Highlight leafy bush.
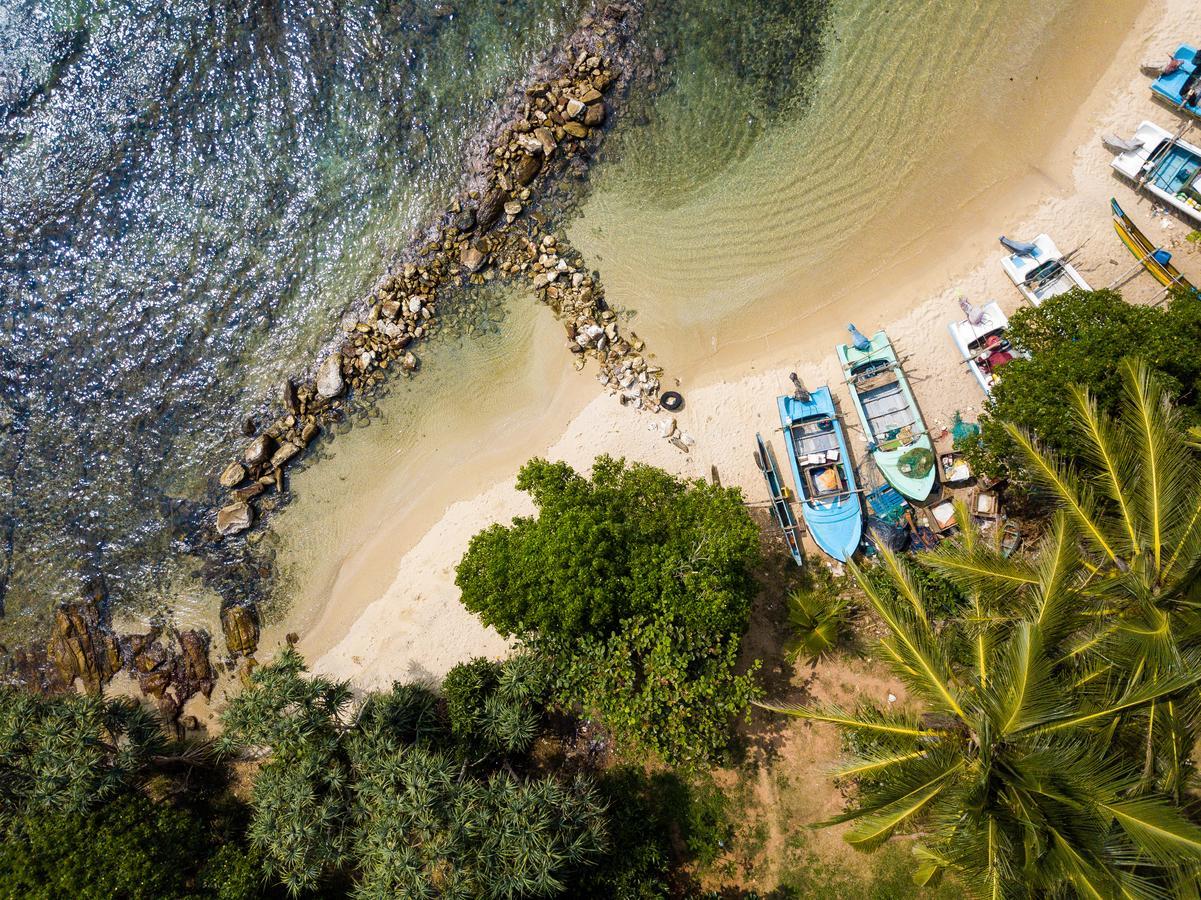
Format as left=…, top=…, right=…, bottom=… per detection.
left=443, top=653, right=548, bottom=759
left=966, top=288, right=1201, bottom=476
left=0, top=686, right=165, bottom=824
left=457, top=456, right=760, bottom=641
left=219, top=651, right=606, bottom=898
left=456, top=457, right=762, bottom=766
left=0, top=791, right=266, bottom=900
left=555, top=614, right=760, bottom=768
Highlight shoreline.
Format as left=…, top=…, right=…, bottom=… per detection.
left=271, top=0, right=1201, bottom=691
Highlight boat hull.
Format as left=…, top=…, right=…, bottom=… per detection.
left=754, top=433, right=804, bottom=567
left=998, top=233, right=1091, bottom=305
left=1111, top=197, right=1196, bottom=291
left=1151, top=45, right=1200, bottom=118
left=947, top=302, right=1022, bottom=397
left=776, top=388, right=863, bottom=562
left=838, top=331, right=936, bottom=502
left=1110, top=120, right=1201, bottom=226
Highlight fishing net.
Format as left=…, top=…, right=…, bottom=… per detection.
left=951, top=412, right=980, bottom=448
left=897, top=447, right=934, bottom=478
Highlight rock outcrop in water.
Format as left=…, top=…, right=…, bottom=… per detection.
left=206, top=1, right=660, bottom=547
left=4, top=1, right=669, bottom=706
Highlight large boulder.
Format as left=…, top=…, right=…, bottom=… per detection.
left=281, top=379, right=299, bottom=415
left=244, top=434, right=274, bottom=467
left=514, top=152, right=542, bottom=186
left=270, top=442, right=300, bottom=469
left=476, top=189, right=506, bottom=231
left=316, top=352, right=345, bottom=399
left=45, top=602, right=122, bottom=693
left=217, top=501, right=253, bottom=536
left=533, top=127, right=557, bottom=157
left=219, top=461, right=246, bottom=488
left=584, top=101, right=606, bottom=127
left=460, top=244, right=487, bottom=273
left=174, top=629, right=215, bottom=701
left=221, top=603, right=260, bottom=656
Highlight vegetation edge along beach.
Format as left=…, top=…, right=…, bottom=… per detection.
left=10, top=0, right=1201, bottom=896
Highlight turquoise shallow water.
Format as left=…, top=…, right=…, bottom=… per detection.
left=0, top=0, right=831, bottom=639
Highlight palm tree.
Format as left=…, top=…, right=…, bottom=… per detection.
left=998, top=359, right=1201, bottom=798
left=762, top=524, right=1201, bottom=897
left=761, top=360, right=1201, bottom=894
left=783, top=580, right=850, bottom=664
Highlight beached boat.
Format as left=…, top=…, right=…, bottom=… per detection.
left=1109, top=120, right=1201, bottom=225
left=1150, top=45, right=1200, bottom=118
left=947, top=302, right=1022, bottom=396
left=1111, top=197, right=1197, bottom=291
left=754, top=433, right=804, bottom=567
left=836, top=331, right=936, bottom=502
left=998, top=234, right=1091, bottom=305
left=776, top=388, right=863, bottom=562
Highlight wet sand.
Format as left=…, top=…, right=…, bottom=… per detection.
left=259, top=0, right=1200, bottom=689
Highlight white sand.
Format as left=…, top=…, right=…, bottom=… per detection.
left=305, top=0, right=1201, bottom=690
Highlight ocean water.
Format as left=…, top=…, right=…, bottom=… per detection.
left=0, top=0, right=592, bottom=639
left=259, top=0, right=1142, bottom=650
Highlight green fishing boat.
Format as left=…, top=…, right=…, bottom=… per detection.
left=837, top=329, right=936, bottom=502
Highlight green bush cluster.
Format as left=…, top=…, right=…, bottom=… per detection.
left=218, top=649, right=607, bottom=898
left=457, top=456, right=763, bottom=767
left=966, top=288, right=1201, bottom=477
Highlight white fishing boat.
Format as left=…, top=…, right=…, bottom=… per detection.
left=1108, top=120, right=1201, bottom=226
left=947, top=301, right=1022, bottom=396
left=998, top=234, right=1091, bottom=305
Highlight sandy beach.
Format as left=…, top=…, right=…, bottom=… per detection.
left=263, top=0, right=1201, bottom=692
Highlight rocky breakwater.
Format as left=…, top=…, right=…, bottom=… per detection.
left=204, top=2, right=666, bottom=666
left=2, top=579, right=216, bottom=727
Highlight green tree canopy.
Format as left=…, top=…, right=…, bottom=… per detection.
left=456, top=455, right=760, bottom=640
left=968, top=288, right=1201, bottom=475
left=455, top=456, right=763, bottom=767
left=0, top=791, right=266, bottom=900
left=218, top=650, right=607, bottom=898
left=0, top=686, right=165, bottom=825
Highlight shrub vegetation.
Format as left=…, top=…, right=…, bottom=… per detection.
left=456, top=455, right=763, bottom=767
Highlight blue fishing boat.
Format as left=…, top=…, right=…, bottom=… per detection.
left=1151, top=45, right=1200, bottom=117
left=777, top=387, right=863, bottom=562
left=754, top=434, right=804, bottom=567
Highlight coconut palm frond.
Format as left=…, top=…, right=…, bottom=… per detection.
left=1028, top=671, right=1201, bottom=735
left=850, top=558, right=966, bottom=720
left=985, top=621, right=1060, bottom=736
left=839, top=761, right=964, bottom=851
left=752, top=702, right=933, bottom=739
left=1120, top=359, right=1198, bottom=572
left=1070, top=383, right=1141, bottom=555
left=1004, top=423, right=1123, bottom=566
left=829, top=749, right=927, bottom=780
left=1101, top=797, right=1201, bottom=866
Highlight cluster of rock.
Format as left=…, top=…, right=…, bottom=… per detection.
left=1, top=580, right=220, bottom=724
left=200, top=3, right=663, bottom=654
left=4, top=3, right=670, bottom=704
